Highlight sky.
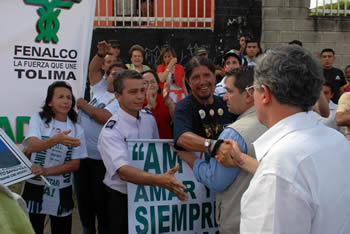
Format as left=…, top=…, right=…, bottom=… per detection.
left=310, top=0, right=339, bottom=8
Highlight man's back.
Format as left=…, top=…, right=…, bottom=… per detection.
left=241, top=112, right=350, bottom=234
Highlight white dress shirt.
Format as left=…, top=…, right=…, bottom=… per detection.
left=98, top=108, right=159, bottom=194
left=214, top=76, right=227, bottom=98
left=241, top=111, right=350, bottom=234
left=319, top=100, right=344, bottom=133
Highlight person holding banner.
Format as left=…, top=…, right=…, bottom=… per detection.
left=98, top=70, right=188, bottom=234
left=21, top=81, right=87, bottom=234
left=75, top=60, right=126, bottom=234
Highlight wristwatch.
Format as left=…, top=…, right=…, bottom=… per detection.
left=204, top=139, right=212, bottom=153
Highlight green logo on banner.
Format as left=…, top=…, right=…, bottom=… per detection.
left=24, top=0, right=82, bottom=43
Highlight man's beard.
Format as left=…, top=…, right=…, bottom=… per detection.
left=198, top=94, right=211, bottom=100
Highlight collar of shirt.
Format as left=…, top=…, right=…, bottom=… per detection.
left=253, top=111, right=319, bottom=162
left=118, top=107, right=141, bottom=126
left=237, top=106, right=255, bottom=120
left=217, top=75, right=227, bottom=87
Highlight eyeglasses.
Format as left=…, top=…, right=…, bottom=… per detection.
left=245, top=84, right=256, bottom=96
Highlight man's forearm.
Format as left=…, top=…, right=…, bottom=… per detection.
left=336, top=112, right=350, bottom=126
left=239, top=153, right=259, bottom=174
left=118, top=165, right=159, bottom=186
left=176, top=132, right=207, bottom=152
left=88, top=55, right=104, bottom=86
left=80, top=102, right=112, bottom=125
left=313, top=92, right=329, bottom=118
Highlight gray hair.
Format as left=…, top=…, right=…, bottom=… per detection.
left=254, top=45, right=324, bottom=111
left=113, top=70, right=143, bottom=94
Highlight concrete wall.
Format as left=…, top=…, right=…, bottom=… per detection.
left=262, top=0, right=350, bottom=69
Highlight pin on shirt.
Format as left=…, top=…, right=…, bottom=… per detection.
left=217, top=108, right=224, bottom=116
left=198, top=109, right=206, bottom=119
left=209, top=109, right=215, bottom=117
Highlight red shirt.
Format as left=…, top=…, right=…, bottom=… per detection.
left=144, top=93, right=172, bottom=139
left=157, top=64, right=185, bottom=90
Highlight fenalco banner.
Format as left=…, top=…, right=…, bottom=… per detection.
left=127, top=140, right=219, bottom=234
left=0, top=0, right=96, bottom=143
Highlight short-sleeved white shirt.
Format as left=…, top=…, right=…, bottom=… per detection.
left=98, top=108, right=159, bottom=194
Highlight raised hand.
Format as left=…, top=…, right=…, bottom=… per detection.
left=168, top=57, right=177, bottom=72
left=146, top=85, right=157, bottom=109
left=97, top=40, right=110, bottom=56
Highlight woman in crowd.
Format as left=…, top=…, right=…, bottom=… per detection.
left=22, top=81, right=87, bottom=234
left=126, top=44, right=150, bottom=72
left=157, top=47, right=187, bottom=103
left=142, top=70, right=175, bottom=139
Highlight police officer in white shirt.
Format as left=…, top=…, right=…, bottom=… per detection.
left=98, top=70, right=188, bottom=234
left=217, top=45, right=350, bottom=234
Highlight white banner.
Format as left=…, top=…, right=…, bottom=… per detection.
left=0, top=0, right=96, bottom=143
left=127, top=140, right=218, bottom=234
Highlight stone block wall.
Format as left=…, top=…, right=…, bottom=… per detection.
left=262, top=0, right=350, bottom=69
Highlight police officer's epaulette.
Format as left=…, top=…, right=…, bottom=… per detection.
left=141, top=109, right=154, bottom=116
left=105, top=119, right=117, bottom=129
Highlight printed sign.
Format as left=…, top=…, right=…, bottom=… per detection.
left=127, top=140, right=218, bottom=234
left=0, top=129, right=35, bottom=186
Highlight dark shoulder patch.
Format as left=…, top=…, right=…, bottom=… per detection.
left=105, top=120, right=116, bottom=129
left=141, top=109, right=154, bottom=116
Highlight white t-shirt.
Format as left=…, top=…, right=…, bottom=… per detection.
left=23, top=113, right=87, bottom=217
left=79, top=79, right=120, bottom=160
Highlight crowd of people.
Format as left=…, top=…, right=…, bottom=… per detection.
left=8, top=36, right=350, bottom=234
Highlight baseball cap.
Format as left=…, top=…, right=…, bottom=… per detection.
left=108, top=40, right=120, bottom=48
left=223, top=49, right=242, bottom=64
left=195, top=47, right=208, bottom=56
